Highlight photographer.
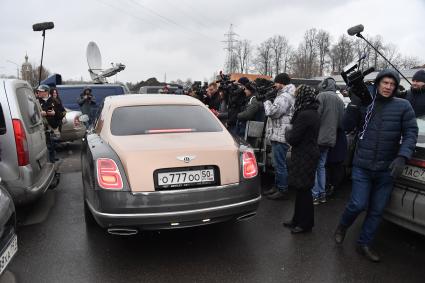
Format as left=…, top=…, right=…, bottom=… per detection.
left=78, top=87, right=96, bottom=127
left=217, top=78, right=246, bottom=135
left=37, top=84, right=63, bottom=163
left=263, top=73, right=296, bottom=200
left=235, top=81, right=260, bottom=137
left=334, top=69, right=418, bottom=262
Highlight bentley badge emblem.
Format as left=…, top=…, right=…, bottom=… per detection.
left=177, top=155, right=196, bottom=163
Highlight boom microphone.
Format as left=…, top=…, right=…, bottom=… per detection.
left=32, top=22, right=54, bottom=31
left=347, top=24, right=364, bottom=36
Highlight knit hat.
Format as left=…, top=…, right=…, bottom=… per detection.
left=274, top=73, right=291, bottom=85
left=237, top=77, right=250, bottom=86
left=412, top=70, right=425, bottom=83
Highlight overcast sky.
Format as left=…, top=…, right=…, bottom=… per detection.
left=0, top=0, right=424, bottom=83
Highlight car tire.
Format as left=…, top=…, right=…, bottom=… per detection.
left=84, top=200, right=97, bottom=228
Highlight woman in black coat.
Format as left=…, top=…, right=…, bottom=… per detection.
left=284, top=85, right=321, bottom=234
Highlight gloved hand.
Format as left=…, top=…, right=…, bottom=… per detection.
left=389, top=156, right=406, bottom=178
left=349, top=81, right=372, bottom=106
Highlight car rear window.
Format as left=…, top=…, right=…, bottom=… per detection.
left=110, top=105, right=223, bottom=135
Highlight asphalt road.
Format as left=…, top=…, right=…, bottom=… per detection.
left=4, top=142, right=425, bottom=283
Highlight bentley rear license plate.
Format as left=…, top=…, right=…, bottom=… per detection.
left=157, top=169, right=215, bottom=188
left=402, top=165, right=425, bottom=183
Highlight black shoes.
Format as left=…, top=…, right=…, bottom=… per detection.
left=334, top=224, right=347, bottom=244
left=290, top=226, right=312, bottom=234
left=267, top=190, right=289, bottom=200
left=262, top=187, right=277, bottom=196
left=356, top=245, right=380, bottom=262
left=282, top=220, right=296, bottom=229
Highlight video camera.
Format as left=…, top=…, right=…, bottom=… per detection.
left=191, top=81, right=207, bottom=100
left=341, top=55, right=376, bottom=105
left=255, top=78, right=277, bottom=102
left=216, top=72, right=245, bottom=107
left=341, top=54, right=375, bottom=87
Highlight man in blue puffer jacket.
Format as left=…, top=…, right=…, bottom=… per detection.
left=334, top=69, right=418, bottom=262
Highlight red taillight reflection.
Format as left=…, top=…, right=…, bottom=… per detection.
left=12, top=119, right=29, bottom=166
left=96, top=158, right=123, bottom=190
left=146, top=128, right=194, bottom=134
left=242, top=151, right=258, bottom=179
left=408, top=158, right=425, bottom=168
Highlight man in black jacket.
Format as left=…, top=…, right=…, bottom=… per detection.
left=37, top=84, right=63, bottom=163
left=334, top=69, right=418, bottom=262
left=236, top=81, right=260, bottom=137
left=406, top=69, right=425, bottom=117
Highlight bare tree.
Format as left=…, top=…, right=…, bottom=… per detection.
left=370, top=35, right=384, bottom=69
left=316, top=30, right=331, bottom=76
left=329, top=35, right=354, bottom=74
left=282, top=45, right=294, bottom=74
left=379, top=43, right=401, bottom=69
left=235, top=39, right=252, bottom=73
left=399, top=56, right=422, bottom=69
left=269, top=35, right=290, bottom=76
left=254, top=38, right=273, bottom=76
left=291, top=28, right=319, bottom=78
left=352, top=37, right=372, bottom=69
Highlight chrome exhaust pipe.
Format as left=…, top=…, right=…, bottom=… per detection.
left=107, top=228, right=138, bottom=236
left=236, top=212, right=257, bottom=221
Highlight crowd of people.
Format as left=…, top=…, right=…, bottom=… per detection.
left=32, top=67, right=425, bottom=263
left=185, top=69, right=425, bottom=263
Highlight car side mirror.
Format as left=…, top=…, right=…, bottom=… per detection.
left=79, top=114, right=89, bottom=123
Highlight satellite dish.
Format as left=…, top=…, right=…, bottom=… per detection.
left=86, top=41, right=125, bottom=83
left=87, top=42, right=102, bottom=73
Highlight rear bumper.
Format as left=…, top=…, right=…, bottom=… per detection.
left=7, top=162, right=56, bottom=205
left=86, top=177, right=261, bottom=229
left=383, top=182, right=425, bottom=236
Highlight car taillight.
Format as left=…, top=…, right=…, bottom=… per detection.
left=242, top=151, right=258, bottom=179
left=12, top=119, right=29, bottom=166
left=74, top=116, right=81, bottom=127
left=96, top=158, right=123, bottom=190
left=408, top=158, right=425, bottom=168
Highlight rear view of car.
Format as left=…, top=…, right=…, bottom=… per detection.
left=385, top=115, right=425, bottom=235
left=82, top=95, right=261, bottom=234
left=0, top=80, right=57, bottom=205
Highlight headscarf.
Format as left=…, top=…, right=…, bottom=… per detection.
left=292, top=84, right=319, bottom=121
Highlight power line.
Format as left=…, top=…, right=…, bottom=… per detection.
left=222, top=24, right=239, bottom=73
left=128, top=0, right=218, bottom=41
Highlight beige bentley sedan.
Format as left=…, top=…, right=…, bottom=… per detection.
left=81, top=94, right=261, bottom=235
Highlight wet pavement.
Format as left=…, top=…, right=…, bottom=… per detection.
left=4, top=142, right=425, bottom=283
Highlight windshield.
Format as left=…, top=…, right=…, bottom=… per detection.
left=110, top=105, right=223, bottom=136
